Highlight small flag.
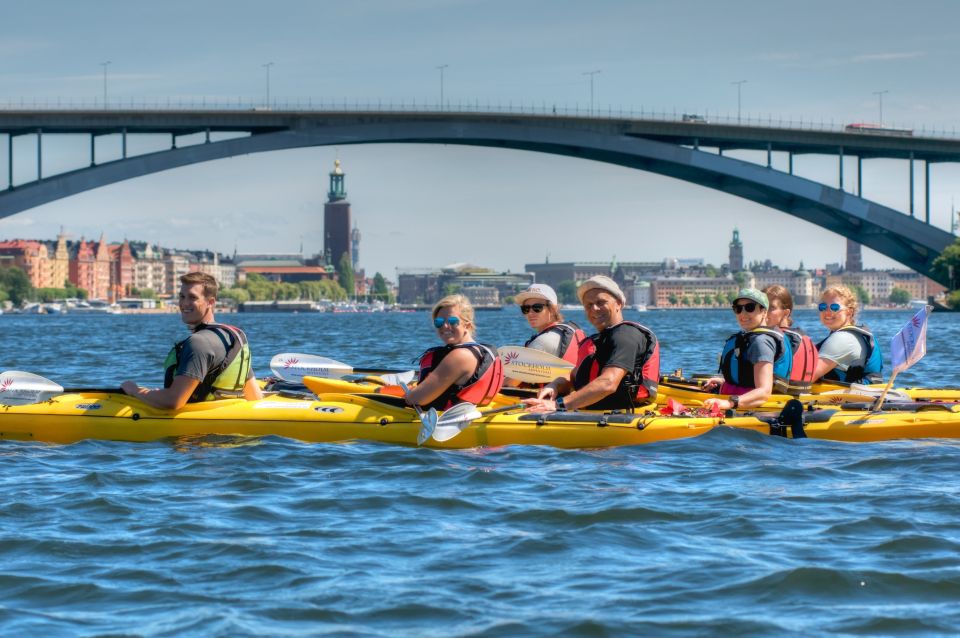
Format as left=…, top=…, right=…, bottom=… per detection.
left=890, top=305, right=932, bottom=373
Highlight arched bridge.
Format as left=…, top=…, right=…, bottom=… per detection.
left=2, top=109, right=958, bottom=283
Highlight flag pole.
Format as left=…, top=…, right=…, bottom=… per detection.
left=871, top=368, right=900, bottom=412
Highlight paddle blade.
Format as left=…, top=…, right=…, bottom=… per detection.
left=380, top=370, right=417, bottom=386
left=498, top=345, right=574, bottom=384
left=433, top=403, right=484, bottom=442
left=416, top=408, right=438, bottom=446
left=0, top=371, right=65, bottom=405
left=270, top=353, right=353, bottom=383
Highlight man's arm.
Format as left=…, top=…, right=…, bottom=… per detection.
left=243, top=375, right=264, bottom=401
left=120, top=375, right=199, bottom=410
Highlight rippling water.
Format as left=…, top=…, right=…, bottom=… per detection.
left=3, top=308, right=960, bottom=636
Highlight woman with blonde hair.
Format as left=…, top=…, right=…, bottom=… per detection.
left=813, top=285, right=882, bottom=384
left=403, top=294, right=503, bottom=410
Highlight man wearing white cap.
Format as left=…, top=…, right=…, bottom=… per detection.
left=523, top=275, right=660, bottom=412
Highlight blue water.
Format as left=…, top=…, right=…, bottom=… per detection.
left=3, top=308, right=960, bottom=636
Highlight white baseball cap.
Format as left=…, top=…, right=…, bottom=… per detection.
left=515, top=283, right=558, bottom=306
left=577, top=275, right=626, bottom=305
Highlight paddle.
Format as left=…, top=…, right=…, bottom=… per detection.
left=0, top=370, right=122, bottom=406
left=399, top=381, right=438, bottom=445
left=497, top=346, right=574, bottom=384
left=432, top=402, right=525, bottom=442
left=270, top=353, right=416, bottom=385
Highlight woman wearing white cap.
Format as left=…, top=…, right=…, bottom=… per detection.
left=523, top=275, right=660, bottom=412
left=703, top=288, right=789, bottom=411
left=513, top=283, right=585, bottom=365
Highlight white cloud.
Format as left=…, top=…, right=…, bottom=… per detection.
left=852, top=51, right=925, bottom=63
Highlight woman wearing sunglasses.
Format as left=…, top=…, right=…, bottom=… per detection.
left=813, top=285, right=883, bottom=384
left=514, top=283, right=585, bottom=365
left=703, top=288, right=790, bottom=411
left=404, top=294, right=504, bottom=411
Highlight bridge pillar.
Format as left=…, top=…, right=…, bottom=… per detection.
left=36, top=129, right=41, bottom=180
left=839, top=146, right=844, bottom=191
left=205, top=128, right=211, bottom=144
left=6, top=134, right=11, bottom=190
left=766, top=142, right=772, bottom=168
left=788, top=152, right=793, bottom=175
left=90, top=134, right=96, bottom=167
left=122, top=128, right=128, bottom=159
left=925, top=160, right=931, bottom=223
left=857, top=156, right=862, bottom=196
left=909, top=152, right=915, bottom=217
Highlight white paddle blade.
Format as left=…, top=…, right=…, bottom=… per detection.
left=270, top=353, right=353, bottom=383
left=433, top=403, right=484, bottom=442
left=498, top=345, right=574, bottom=384
left=380, top=370, right=417, bottom=386
left=416, top=408, right=438, bottom=446
left=0, top=370, right=65, bottom=405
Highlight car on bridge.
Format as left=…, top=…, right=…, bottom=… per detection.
left=682, top=113, right=708, bottom=123
left=845, top=123, right=913, bottom=136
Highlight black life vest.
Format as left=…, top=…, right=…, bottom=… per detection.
left=164, top=323, right=251, bottom=403
left=719, top=328, right=790, bottom=391
left=524, top=321, right=587, bottom=365
left=817, top=325, right=883, bottom=384
left=571, top=321, right=660, bottom=410
left=417, top=342, right=504, bottom=410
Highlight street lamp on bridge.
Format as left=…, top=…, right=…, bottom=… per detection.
left=263, top=62, right=275, bottom=108
left=873, top=89, right=889, bottom=126
left=436, top=64, right=448, bottom=109
left=583, top=69, right=601, bottom=115
left=100, top=61, right=111, bottom=109
left=732, top=79, right=747, bottom=123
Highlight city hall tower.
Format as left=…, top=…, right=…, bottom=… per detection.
left=324, top=159, right=352, bottom=269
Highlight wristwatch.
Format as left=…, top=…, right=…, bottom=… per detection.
left=556, top=396, right=566, bottom=411
left=729, top=395, right=740, bottom=409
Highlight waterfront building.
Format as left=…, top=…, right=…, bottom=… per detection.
left=842, top=270, right=892, bottom=303
left=50, top=231, right=70, bottom=288
left=109, top=240, right=135, bottom=300
left=523, top=260, right=661, bottom=292
left=131, top=243, right=168, bottom=295
left=888, top=270, right=931, bottom=301
left=753, top=264, right=816, bottom=306
left=650, top=276, right=739, bottom=307
left=398, top=264, right=532, bottom=306
left=234, top=253, right=329, bottom=284
left=324, top=159, right=352, bottom=269
left=164, top=252, right=192, bottom=296
left=0, top=240, right=51, bottom=288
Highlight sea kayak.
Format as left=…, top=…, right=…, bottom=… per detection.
left=2, top=386, right=960, bottom=447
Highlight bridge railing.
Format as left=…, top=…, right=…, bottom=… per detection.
left=0, top=97, right=956, bottom=140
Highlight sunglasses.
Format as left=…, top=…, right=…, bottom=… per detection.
left=732, top=302, right=760, bottom=314
left=520, top=303, right=547, bottom=315
left=434, top=316, right=461, bottom=329
left=818, top=302, right=843, bottom=312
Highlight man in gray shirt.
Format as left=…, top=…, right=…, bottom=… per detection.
left=121, top=272, right=263, bottom=409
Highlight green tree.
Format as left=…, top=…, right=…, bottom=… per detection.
left=668, top=293, right=678, bottom=306
left=338, top=254, right=355, bottom=298
left=947, top=290, right=960, bottom=309
left=681, top=296, right=692, bottom=306
left=705, top=264, right=718, bottom=278
left=852, top=284, right=870, bottom=306
left=889, top=288, right=911, bottom=305
left=733, top=272, right=750, bottom=286
left=220, top=287, right=251, bottom=304
left=0, top=267, right=33, bottom=305
left=372, top=272, right=393, bottom=302
left=932, top=237, right=960, bottom=289
left=556, top=280, right=578, bottom=304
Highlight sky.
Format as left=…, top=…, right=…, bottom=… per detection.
left=1, top=0, right=960, bottom=281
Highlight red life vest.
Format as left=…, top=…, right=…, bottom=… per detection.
left=524, top=321, right=587, bottom=365
left=417, top=342, right=504, bottom=410
left=779, top=327, right=818, bottom=395
left=572, top=321, right=660, bottom=408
